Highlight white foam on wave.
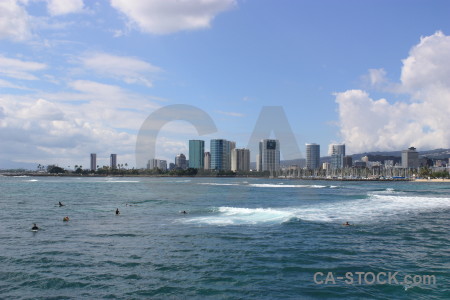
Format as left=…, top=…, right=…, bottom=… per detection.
left=248, top=183, right=327, bottom=188
left=28, top=179, right=39, bottom=182
left=14, top=175, right=30, bottom=178
left=182, top=194, right=450, bottom=226
left=103, top=180, right=140, bottom=183
left=198, top=183, right=240, bottom=186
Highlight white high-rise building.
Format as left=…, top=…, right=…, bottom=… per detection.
left=306, top=143, right=320, bottom=170
left=231, top=148, right=250, bottom=172
left=175, top=154, right=187, bottom=169
left=258, top=139, right=280, bottom=172
left=204, top=152, right=211, bottom=170
left=329, top=144, right=345, bottom=169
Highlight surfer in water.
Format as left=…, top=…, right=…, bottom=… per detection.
left=181, top=210, right=187, bottom=214
left=63, top=216, right=70, bottom=222
left=116, top=208, right=120, bottom=215
left=343, top=221, right=351, bottom=226
left=58, top=201, right=64, bottom=207
left=32, top=223, right=39, bottom=230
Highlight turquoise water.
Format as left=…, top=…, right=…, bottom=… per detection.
left=0, top=176, right=449, bottom=299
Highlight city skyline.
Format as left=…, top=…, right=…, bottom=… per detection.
left=2, top=1, right=450, bottom=169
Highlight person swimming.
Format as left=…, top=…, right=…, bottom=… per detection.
left=181, top=210, right=187, bottom=214
left=58, top=201, right=64, bottom=207
left=32, top=223, right=39, bottom=230
left=116, top=208, right=120, bottom=215
left=63, top=216, right=70, bottom=222
left=343, top=221, right=351, bottom=226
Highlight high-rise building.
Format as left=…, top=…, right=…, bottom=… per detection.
left=147, top=159, right=158, bottom=169
left=158, top=160, right=167, bottom=171
left=402, top=147, right=419, bottom=168
left=258, top=139, right=280, bottom=172
left=204, top=152, right=211, bottom=170
left=110, top=154, right=117, bottom=169
left=210, top=139, right=231, bottom=171
left=343, top=155, right=353, bottom=168
left=189, top=140, right=205, bottom=169
left=175, top=153, right=187, bottom=169
left=90, top=153, right=97, bottom=171
left=306, top=143, right=320, bottom=170
left=330, top=144, right=345, bottom=169
left=231, top=148, right=250, bottom=172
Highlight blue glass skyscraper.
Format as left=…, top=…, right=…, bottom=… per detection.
left=210, top=139, right=231, bottom=171
left=189, top=140, right=205, bottom=169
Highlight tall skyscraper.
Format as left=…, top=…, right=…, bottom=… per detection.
left=110, top=154, right=117, bottom=169
left=189, top=140, right=205, bottom=169
left=204, top=152, right=211, bottom=170
left=329, top=144, right=345, bottom=169
left=402, top=147, right=419, bottom=168
left=231, top=148, right=250, bottom=172
left=147, top=158, right=158, bottom=169
left=90, top=153, right=96, bottom=171
left=158, top=160, right=167, bottom=171
left=210, top=139, right=231, bottom=171
left=258, top=139, right=280, bottom=172
left=175, top=153, right=187, bottom=169
left=306, top=143, right=320, bottom=170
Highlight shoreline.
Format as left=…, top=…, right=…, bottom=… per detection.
left=412, top=178, right=450, bottom=182
left=2, top=173, right=449, bottom=182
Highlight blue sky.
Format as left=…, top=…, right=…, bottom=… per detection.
left=1, top=0, right=450, bottom=169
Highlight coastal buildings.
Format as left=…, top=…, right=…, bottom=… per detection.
left=258, top=139, right=280, bottom=172
left=329, top=144, right=345, bottom=169
left=210, top=139, right=231, bottom=171
left=175, top=153, right=187, bottom=169
left=148, top=159, right=167, bottom=170
left=90, top=153, right=96, bottom=171
left=343, top=155, right=353, bottom=168
left=402, top=147, right=419, bottom=168
left=231, top=148, right=250, bottom=172
left=189, top=140, right=205, bottom=169
left=306, top=143, right=320, bottom=170
left=110, top=154, right=117, bottom=169
left=204, top=152, right=211, bottom=170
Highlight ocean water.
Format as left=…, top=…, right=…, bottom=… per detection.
left=0, top=176, right=449, bottom=299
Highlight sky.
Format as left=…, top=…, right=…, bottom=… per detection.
left=1, top=0, right=450, bottom=169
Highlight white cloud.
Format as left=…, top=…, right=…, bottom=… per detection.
left=46, top=0, right=84, bottom=16
left=335, top=31, right=450, bottom=153
left=0, top=0, right=31, bottom=41
left=0, top=55, right=47, bottom=80
left=79, top=52, right=161, bottom=87
left=365, top=68, right=387, bottom=87
left=110, top=0, right=236, bottom=35
left=0, top=78, right=30, bottom=90
left=0, top=94, right=137, bottom=167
